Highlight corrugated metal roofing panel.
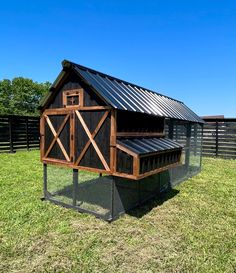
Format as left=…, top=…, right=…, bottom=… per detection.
left=40, top=60, right=203, bottom=123
left=117, top=138, right=183, bottom=156
left=72, top=63, right=203, bottom=123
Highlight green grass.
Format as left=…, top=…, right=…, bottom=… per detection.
left=0, top=151, right=235, bottom=273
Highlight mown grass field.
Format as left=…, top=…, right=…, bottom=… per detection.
left=0, top=151, right=235, bottom=273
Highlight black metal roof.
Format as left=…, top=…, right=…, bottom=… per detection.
left=41, top=60, right=204, bottom=123
left=117, top=138, right=183, bottom=156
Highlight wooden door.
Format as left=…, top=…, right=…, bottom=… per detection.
left=41, top=110, right=74, bottom=164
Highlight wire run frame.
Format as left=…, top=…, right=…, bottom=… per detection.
left=41, top=163, right=169, bottom=222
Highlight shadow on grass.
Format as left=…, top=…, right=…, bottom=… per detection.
left=46, top=173, right=180, bottom=220
left=127, top=188, right=180, bottom=219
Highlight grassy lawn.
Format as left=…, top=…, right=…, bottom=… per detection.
left=0, top=151, right=235, bottom=273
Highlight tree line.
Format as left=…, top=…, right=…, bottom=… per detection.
left=0, top=77, right=51, bottom=116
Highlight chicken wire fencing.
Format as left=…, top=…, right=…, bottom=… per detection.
left=166, top=120, right=203, bottom=186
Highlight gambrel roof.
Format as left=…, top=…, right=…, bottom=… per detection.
left=40, top=60, right=203, bottom=123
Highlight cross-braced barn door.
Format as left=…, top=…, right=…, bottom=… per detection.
left=42, top=112, right=73, bottom=163
left=41, top=109, right=111, bottom=171
left=74, top=110, right=111, bottom=172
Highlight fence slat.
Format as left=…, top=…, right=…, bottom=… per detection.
left=0, top=115, right=40, bottom=153
left=203, top=118, right=236, bottom=159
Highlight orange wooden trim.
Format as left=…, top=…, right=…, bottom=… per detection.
left=110, top=147, right=116, bottom=173
left=116, top=143, right=138, bottom=158
left=80, top=89, right=84, bottom=107
left=42, top=157, right=72, bottom=166
left=113, top=161, right=181, bottom=180
left=75, top=110, right=110, bottom=171
left=112, top=172, right=137, bottom=180
left=73, top=165, right=111, bottom=174
left=116, top=132, right=165, bottom=137
left=44, top=108, right=73, bottom=115
left=42, top=158, right=111, bottom=174
left=110, top=110, right=117, bottom=172
left=133, top=156, right=140, bottom=177
left=70, top=111, right=75, bottom=163
left=45, top=115, right=70, bottom=162
left=43, top=106, right=112, bottom=115
left=75, top=110, right=110, bottom=165
left=40, top=116, right=45, bottom=161
left=137, top=161, right=181, bottom=180
left=110, top=110, right=117, bottom=146
left=44, top=114, right=70, bottom=159
left=79, top=106, right=111, bottom=110
left=63, top=88, right=84, bottom=108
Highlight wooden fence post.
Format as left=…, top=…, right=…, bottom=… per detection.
left=9, top=116, right=14, bottom=153
left=26, top=116, right=29, bottom=151
left=216, top=121, right=218, bottom=157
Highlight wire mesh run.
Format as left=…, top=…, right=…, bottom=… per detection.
left=43, top=165, right=172, bottom=221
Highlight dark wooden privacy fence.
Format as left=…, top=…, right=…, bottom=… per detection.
left=1, top=115, right=236, bottom=159
left=0, top=115, right=40, bottom=153
left=202, top=118, right=236, bottom=159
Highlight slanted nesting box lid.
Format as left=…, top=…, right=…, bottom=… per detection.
left=117, top=138, right=183, bottom=156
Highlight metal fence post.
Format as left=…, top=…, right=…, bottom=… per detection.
left=73, top=169, right=78, bottom=207
left=110, top=177, right=115, bottom=222
left=43, top=163, right=47, bottom=198
left=194, top=123, right=197, bottom=156
left=185, top=122, right=191, bottom=168
left=200, top=124, right=203, bottom=169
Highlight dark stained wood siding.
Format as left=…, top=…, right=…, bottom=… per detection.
left=116, top=150, right=133, bottom=174
left=49, top=71, right=106, bottom=109
left=74, top=110, right=110, bottom=170
left=139, top=150, right=181, bottom=174
left=117, top=110, right=164, bottom=133
left=45, top=115, right=70, bottom=161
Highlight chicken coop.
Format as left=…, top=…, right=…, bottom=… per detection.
left=39, top=60, right=204, bottom=221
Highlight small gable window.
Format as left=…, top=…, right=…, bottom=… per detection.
left=63, top=89, right=84, bottom=108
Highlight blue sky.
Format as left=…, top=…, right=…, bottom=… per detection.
left=0, top=0, right=235, bottom=117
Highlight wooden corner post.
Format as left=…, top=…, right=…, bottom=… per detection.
left=110, top=110, right=117, bottom=173
left=40, top=115, right=45, bottom=161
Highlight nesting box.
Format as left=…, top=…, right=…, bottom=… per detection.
left=39, top=60, right=204, bottom=220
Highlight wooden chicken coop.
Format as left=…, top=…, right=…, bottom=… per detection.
left=39, top=60, right=204, bottom=221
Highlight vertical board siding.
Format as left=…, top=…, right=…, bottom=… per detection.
left=0, top=115, right=40, bottom=152
left=49, top=71, right=106, bottom=109
left=75, top=110, right=110, bottom=170
left=202, top=118, right=236, bottom=159
left=116, top=149, right=133, bottom=174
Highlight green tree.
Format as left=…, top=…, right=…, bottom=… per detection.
left=0, top=79, right=12, bottom=114
left=0, top=77, right=51, bottom=116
